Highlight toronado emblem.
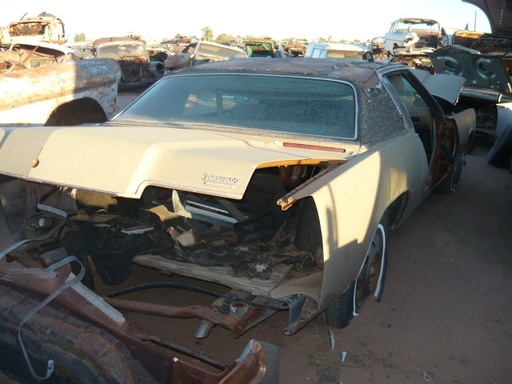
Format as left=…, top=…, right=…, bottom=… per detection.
left=202, top=173, right=240, bottom=188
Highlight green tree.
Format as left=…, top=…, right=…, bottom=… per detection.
left=201, top=26, right=214, bottom=42
left=74, top=33, right=87, bottom=42
left=215, top=33, right=236, bottom=45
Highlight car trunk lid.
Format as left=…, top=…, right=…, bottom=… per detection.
left=0, top=125, right=355, bottom=199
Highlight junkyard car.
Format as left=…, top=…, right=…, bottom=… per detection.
left=0, top=58, right=474, bottom=382
left=0, top=41, right=75, bottom=72
left=165, top=41, right=247, bottom=71
left=305, top=42, right=372, bottom=60
left=0, top=58, right=121, bottom=125
left=429, top=45, right=512, bottom=164
left=0, top=12, right=121, bottom=127
left=92, top=36, right=165, bottom=89
left=280, top=42, right=307, bottom=57
left=461, top=0, right=512, bottom=166
left=243, top=39, right=276, bottom=57
left=384, top=18, right=443, bottom=56
left=0, top=11, right=66, bottom=45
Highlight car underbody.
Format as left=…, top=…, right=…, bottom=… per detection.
left=0, top=167, right=293, bottom=382
left=0, top=161, right=327, bottom=382
left=0, top=158, right=332, bottom=335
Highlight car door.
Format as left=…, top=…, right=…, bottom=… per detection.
left=384, top=20, right=401, bottom=52
left=382, top=69, right=474, bottom=192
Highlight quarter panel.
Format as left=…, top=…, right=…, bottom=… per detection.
left=276, top=133, right=429, bottom=308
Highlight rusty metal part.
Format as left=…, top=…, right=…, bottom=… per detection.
left=141, top=335, right=227, bottom=370
left=0, top=58, right=120, bottom=124
left=105, top=296, right=266, bottom=338
left=0, top=265, right=279, bottom=383
left=0, top=58, right=120, bottom=110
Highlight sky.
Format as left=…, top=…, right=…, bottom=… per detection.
left=0, top=0, right=492, bottom=43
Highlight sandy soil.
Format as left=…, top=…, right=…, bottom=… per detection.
left=1, top=140, right=511, bottom=384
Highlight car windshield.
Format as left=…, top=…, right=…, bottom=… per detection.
left=394, top=20, right=439, bottom=32
left=325, top=50, right=364, bottom=59
left=245, top=42, right=275, bottom=57
left=196, top=43, right=247, bottom=59
left=97, top=43, right=147, bottom=59
left=117, top=74, right=356, bottom=139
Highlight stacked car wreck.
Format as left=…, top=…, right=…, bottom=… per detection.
left=0, top=12, right=121, bottom=126
left=376, top=1, right=512, bottom=167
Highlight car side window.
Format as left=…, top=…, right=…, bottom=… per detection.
left=385, top=73, right=434, bottom=160
left=311, top=48, right=324, bottom=58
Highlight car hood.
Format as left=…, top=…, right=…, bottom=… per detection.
left=0, top=124, right=355, bottom=199
left=463, top=0, right=512, bottom=37
left=429, top=45, right=512, bottom=95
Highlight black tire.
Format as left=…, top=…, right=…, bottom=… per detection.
left=321, top=282, right=356, bottom=328
left=487, top=124, right=512, bottom=167
left=321, top=223, right=388, bottom=328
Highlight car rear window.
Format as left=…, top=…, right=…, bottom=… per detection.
left=118, top=74, right=356, bottom=139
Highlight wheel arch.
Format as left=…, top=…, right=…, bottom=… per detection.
left=45, top=98, right=108, bottom=126
left=381, top=191, right=410, bottom=234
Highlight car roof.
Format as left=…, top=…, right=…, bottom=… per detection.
left=196, top=41, right=247, bottom=54
left=243, top=39, right=275, bottom=44
left=93, top=37, right=144, bottom=49
left=392, top=18, right=439, bottom=25
left=176, top=57, right=394, bottom=89
left=307, top=42, right=366, bottom=51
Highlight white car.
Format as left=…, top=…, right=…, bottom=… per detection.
left=305, top=42, right=371, bottom=60
left=384, top=18, right=443, bottom=56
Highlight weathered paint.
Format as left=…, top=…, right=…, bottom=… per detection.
left=0, top=126, right=350, bottom=199
left=0, top=58, right=121, bottom=124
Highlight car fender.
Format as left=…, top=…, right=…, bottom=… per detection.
left=0, top=58, right=121, bottom=124
left=450, top=108, right=476, bottom=155
left=495, top=102, right=512, bottom=140
left=275, top=133, right=428, bottom=308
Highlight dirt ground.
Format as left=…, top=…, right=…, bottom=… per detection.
left=0, top=113, right=511, bottom=384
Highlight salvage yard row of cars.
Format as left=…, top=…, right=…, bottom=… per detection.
left=0, top=0, right=511, bottom=383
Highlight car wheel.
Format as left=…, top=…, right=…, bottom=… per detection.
left=487, top=123, right=512, bottom=167
left=321, top=223, right=388, bottom=328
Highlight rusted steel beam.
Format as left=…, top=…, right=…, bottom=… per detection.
left=105, top=297, right=266, bottom=338
left=0, top=266, right=279, bottom=383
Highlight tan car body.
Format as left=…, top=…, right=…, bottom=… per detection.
left=0, top=59, right=474, bottom=345
left=0, top=93, right=471, bottom=312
